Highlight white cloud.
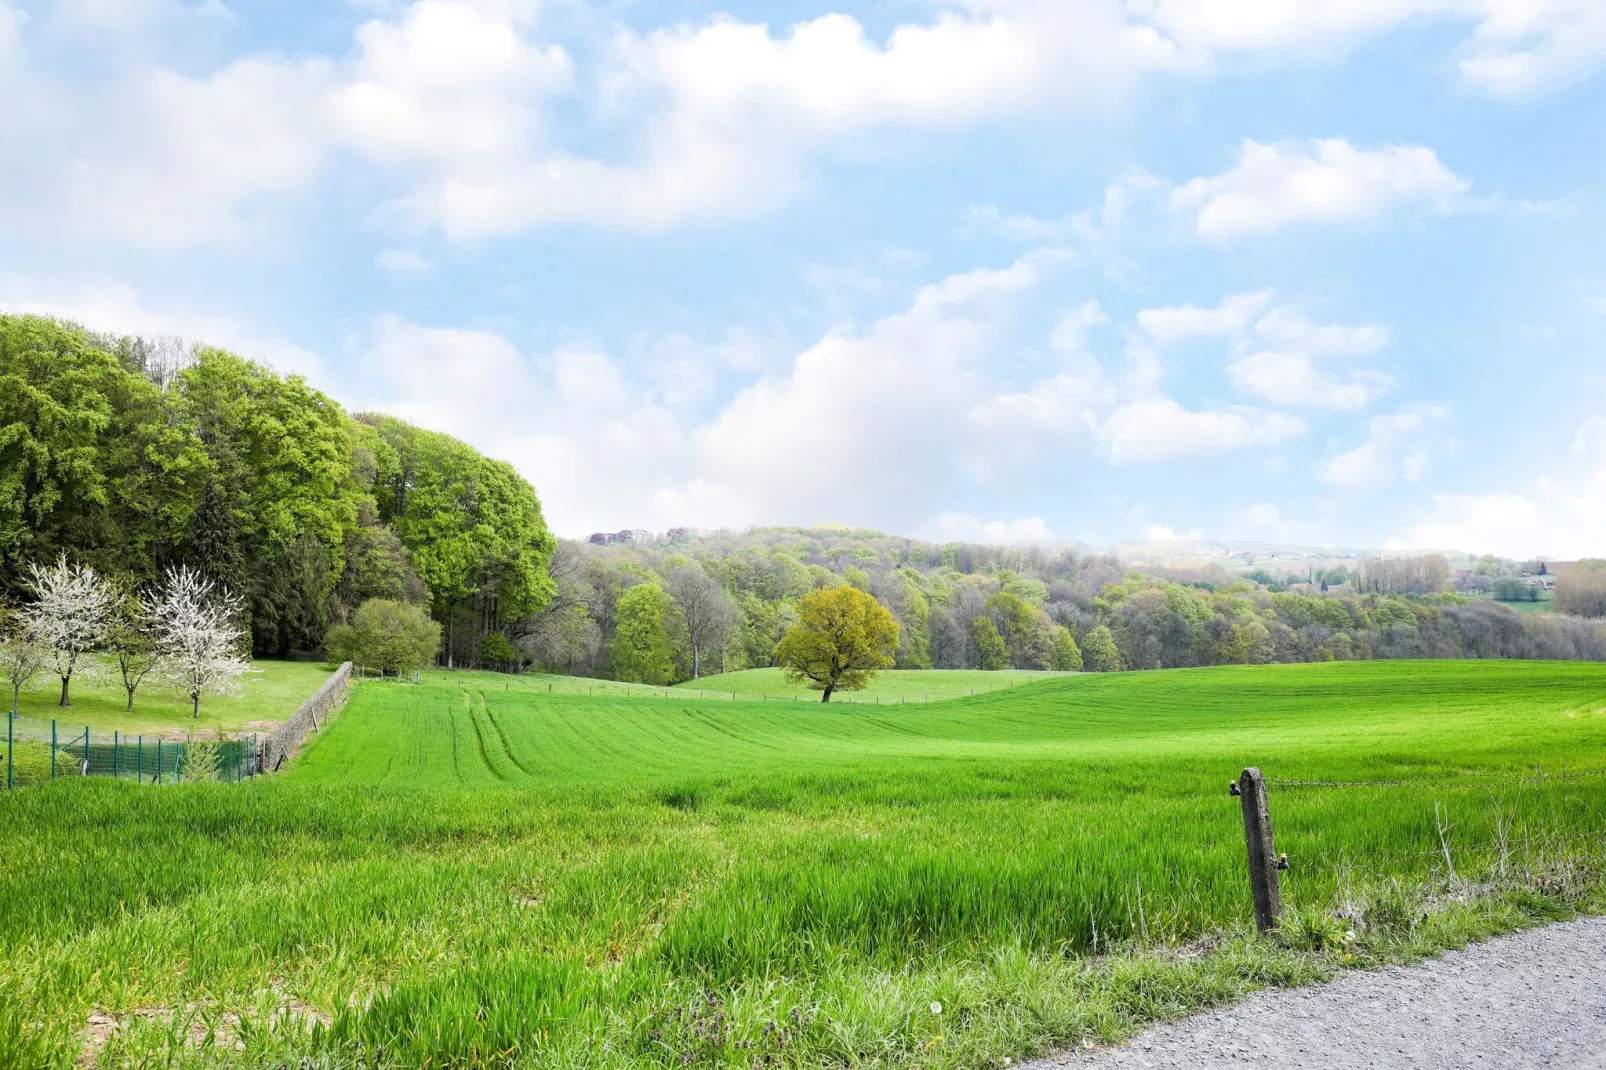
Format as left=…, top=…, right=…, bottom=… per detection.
left=377, top=248, right=432, bottom=273
left=1100, top=398, right=1304, bottom=464
left=1138, top=291, right=1272, bottom=345
left=62, top=57, right=333, bottom=247
left=0, top=281, right=326, bottom=382
left=928, top=514, right=1056, bottom=544
left=1459, top=0, right=1606, bottom=97
left=1228, top=352, right=1393, bottom=410
left=1395, top=413, right=1606, bottom=555
left=1173, top=139, right=1470, bottom=241
left=1322, top=404, right=1448, bottom=488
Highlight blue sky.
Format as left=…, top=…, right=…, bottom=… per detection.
left=2, top=0, right=1604, bottom=556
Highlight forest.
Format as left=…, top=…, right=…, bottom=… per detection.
left=5, top=312, right=1606, bottom=686
left=0, top=315, right=553, bottom=665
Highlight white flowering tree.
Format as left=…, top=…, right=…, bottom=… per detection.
left=150, top=566, right=250, bottom=718
left=21, top=556, right=115, bottom=707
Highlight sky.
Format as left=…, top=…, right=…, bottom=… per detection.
left=2, top=0, right=1604, bottom=557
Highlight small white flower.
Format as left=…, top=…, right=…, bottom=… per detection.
left=930, top=1001, right=943, bottom=1015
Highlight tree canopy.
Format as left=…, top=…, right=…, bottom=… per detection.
left=0, top=315, right=556, bottom=663
left=774, top=585, right=900, bottom=702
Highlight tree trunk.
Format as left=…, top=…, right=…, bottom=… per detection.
left=59, top=676, right=70, bottom=707
left=447, top=612, right=455, bottom=669
left=692, top=643, right=700, bottom=680
left=126, top=688, right=135, bottom=713
left=821, top=685, right=833, bottom=703
left=192, top=692, right=200, bottom=718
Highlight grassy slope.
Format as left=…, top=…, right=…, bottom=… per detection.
left=673, top=666, right=1071, bottom=702
left=4, top=660, right=1606, bottom=1069
left=5, top=658, right=338, bottom=740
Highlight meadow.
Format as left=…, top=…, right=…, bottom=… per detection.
left=4, top=657, right=337, bottom=740
left=673, top=667, right=1070, bottom=702
left=3, top=661, right=1606, bottom=1069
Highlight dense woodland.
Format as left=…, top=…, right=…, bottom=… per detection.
left=0, top=315, right=553, bottom=665
left=5, top=313, right=1606, bottom=686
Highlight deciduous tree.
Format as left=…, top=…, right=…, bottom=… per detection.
left=21, top=556, right=115, bottom=706
left=0, top=614, right=48, bottom=715
left=151, top=566, right=250, bottom=717
left=613, top=583, right=676, bottom=685
left=1082, top=625, right=1121, bottom=672
left=107, top=588, right=160, bottom=713
left=774, top=585, right=899, bottom=702
left=970, top=616, right=1010, bottom=670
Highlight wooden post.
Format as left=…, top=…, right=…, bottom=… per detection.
left=1238, top=767, right=1283, bottom=932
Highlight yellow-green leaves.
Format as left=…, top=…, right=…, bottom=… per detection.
left=774, top=585, right=899, bottom=701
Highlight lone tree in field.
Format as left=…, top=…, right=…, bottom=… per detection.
left=774, top=585, right=899, bottom=703
left=151, top=566, right=250, bottom=717
left=0, top=613, right=49, bottom=715
left=21, top=556, right=115, bottom=707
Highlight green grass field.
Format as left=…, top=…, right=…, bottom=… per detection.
left=674, top=666, right=1071, bottom=702
left=4, top=657, right=337, bottom=741
left=3, top=661, right=1606, bottom=1069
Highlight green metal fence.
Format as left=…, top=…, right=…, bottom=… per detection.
left=4, top=711, right=259, bottom=789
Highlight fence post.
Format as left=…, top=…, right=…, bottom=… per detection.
left=1237, top=767, right=1284, bottom=933
left=114, top=730, right=119, bottom=779
left=137, top=737, right=143, bottom=783
left=156, top=739, right=162, bottom=785
left=7, top=710, right=12, bottom=790
left=51, top=720, right=56, bottom=782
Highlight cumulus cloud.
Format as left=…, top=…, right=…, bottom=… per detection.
left=1173, top=139, right=1470, bottom=241
left=928, top=514, right=1056, bottom=544
left=1100, top=398, right=1304, bottom=464
left=1135, top=291, right=1396, bottom=411
left=1322, top=404, right=1448, bottom=488
left=1393, top=413, right=1606, bottom=556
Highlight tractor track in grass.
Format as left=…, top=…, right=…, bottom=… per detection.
left=1034, top=916, right=1606, bottom=1069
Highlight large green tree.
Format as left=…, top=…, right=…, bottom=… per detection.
left=774, top=585, right=899, bottom=702
left=362, top=415, right=555, bottom=666
left=613, top=583, right=676, bottom=685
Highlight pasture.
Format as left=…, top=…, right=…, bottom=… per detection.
left=673, top=666, right=1069, bottom=702
left=3, top=661, right=1606, bottom=1069
left=3, top=657, right=336, bottom=740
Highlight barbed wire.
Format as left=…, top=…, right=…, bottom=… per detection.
left=1268, top=768, right=1606, bottom=789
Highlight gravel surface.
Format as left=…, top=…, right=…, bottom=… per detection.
left=1030, top=917, right=1606, bottom=1069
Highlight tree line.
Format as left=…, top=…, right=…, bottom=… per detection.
left=503, top=530, right=1606, bottom=683
left=0, top=315, right=555, bottom=666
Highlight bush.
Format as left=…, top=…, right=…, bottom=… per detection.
left=328, top=600, right=442, bottom=678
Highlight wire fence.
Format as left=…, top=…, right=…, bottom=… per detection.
left=4, top=711, right=259, bottom=789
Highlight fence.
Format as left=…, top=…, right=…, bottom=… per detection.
left=4, top=711, right=259, bottom=789
left=1230, top=763, right=1606, bottom=932
left=259, top=661, right=353, bottom=773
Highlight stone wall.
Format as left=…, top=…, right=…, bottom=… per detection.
left=259, top=662, right=352, bottom=773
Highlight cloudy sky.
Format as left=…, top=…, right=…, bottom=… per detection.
left=2, top=0, right=1604, bottom=556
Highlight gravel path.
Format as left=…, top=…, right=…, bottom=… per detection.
left=1030, top=917, right=1606, bottom=1069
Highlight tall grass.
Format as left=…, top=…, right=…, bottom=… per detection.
left=3, top=660, right=1605, bottom=1068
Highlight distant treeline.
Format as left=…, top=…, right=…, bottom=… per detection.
left=0, top=315, right=554, bottom=661
left=514, top=529, right=1606, bottom=683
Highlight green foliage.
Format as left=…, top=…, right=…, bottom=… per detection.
left=363, top=415, right=556, bottom=630
left=970, top=617, right=1009, bottom=670
left=774, top=585, right=899, bottom=700
left=1051, top=626, right=1083, bottom=671
left=178, top=731, right=221, bottom=783
left=1082, top=625, right=1121, bottom=672
left=614, top=584, right=676, bottom=685
left=1492, top=578, right=1538, bottom=602
left=0, top=315, right=557, bottom=664
left=479, top=632, right=519, bottom=672
left=329, top=599, right=441, bottom=678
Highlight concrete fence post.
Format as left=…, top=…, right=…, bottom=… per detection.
left=1237, top=767, right=1284, bottom=932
